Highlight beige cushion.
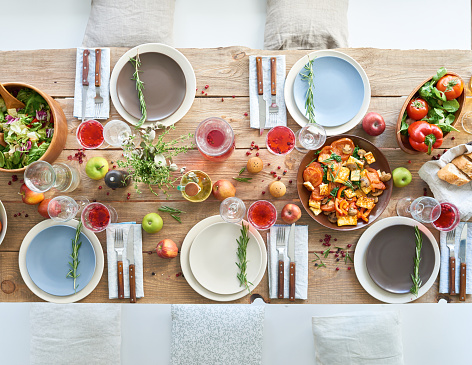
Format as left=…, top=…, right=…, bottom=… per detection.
left=264, top=0, right=349, bottom=50
left=83, top=0, right=175, bottom=47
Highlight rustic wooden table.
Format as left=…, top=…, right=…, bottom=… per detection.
left=0, top=47, right=471, bottom=303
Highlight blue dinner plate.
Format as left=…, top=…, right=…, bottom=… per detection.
left=26, top=225, right=96, bottom=296
left=293, top=56, right=365, bottom=127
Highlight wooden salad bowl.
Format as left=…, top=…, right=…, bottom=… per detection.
left=396, top=72, right=465, bottom=155
left=0, top=83, right=67, bottom=172
left=296, top=134, right=393, bottom=231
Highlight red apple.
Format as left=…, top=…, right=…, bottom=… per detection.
left=281, top=203, right=302, bottom=224
left=38, top=198, right=52, bottom=219
left=362, top=112, right=386, bottom=136
left=212, top=179, right=236, bottom=201
left=156, top=239, right=178, bottom=259
left=19, top=183, right=44, bottom=205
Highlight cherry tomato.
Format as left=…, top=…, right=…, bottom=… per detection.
left=407, top=98, right=429, bottom=120
left=330, top=138, right=355, bottom=161
left=436, top=74, right=464, bottom=100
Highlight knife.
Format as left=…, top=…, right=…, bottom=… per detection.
left=127, top=225, right=136, bottom=303
left=81, top=49, right=90, bottom=123
left=459, top=224, right=467, bottom=301
left=287, top=223, right=296, bottom=302
left=256, top=57, right=266, bottom=135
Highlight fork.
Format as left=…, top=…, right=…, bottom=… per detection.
left=114, top=227, right=125, bottom=299
left=94, top=49, right=103, bottom=118
left=446, top=229, right=457, bottom=295
left=268, top=57, right=279, bottom=124
left=276, top=226, right=286, bottom=299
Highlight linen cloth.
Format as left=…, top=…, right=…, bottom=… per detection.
left=312, top=311, right=404, bottom=365
left=264, top=0, right=349, bottom=50
left=30, top=303, right=121, bottom=365
left=73, top=47, right=111, bottom=120
left=82, top=0, right=175, bottom=47
left=249, top=55, right=287, bottom=130
left=268, top=224, right=308, bottom=299
left=439, top=222, right=472, bottom=294
left=171, top=304, right=264, bottom=365
left=106, top=223, right=144, bottom=299
left=418, top=143, right=472, bottom=221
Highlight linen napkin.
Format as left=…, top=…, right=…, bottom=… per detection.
left=249, top=55, right=287, bottom=129
left=171, top=304, right=264, bottom=365
left=30, top=303, right=121, bottom=365
left=268, top=224, right=308, bottom=299
left=418, top=143, right=472, bottom=221
left=73, top=47, right=111, bottom=120
left=312, top=311, right=404, bottom=365
left=439, top=222, right=472, bottom=294
left=106, top=223, right=144, bottom=299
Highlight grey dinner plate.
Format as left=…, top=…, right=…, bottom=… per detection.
left=365, top=224, right=435, bottom=294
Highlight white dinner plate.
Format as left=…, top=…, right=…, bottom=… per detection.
left=354, top=216, right=440, bottom=304
left=19, top=219, right=104, bottom=303
left=189, top=222, right=262, bottom=295
left=284, top=50, right=371, bottom=136
left=181, top=216, right=267, bottom=302
left=110, top=43, right=196, bottom=128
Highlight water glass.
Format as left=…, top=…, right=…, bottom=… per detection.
left=396, top=196, right=441, bottom=224
left=48, top=196, right=89, bottom=222
left=295, top=123, right=327, bottom=153
left=103, top=120, right=132, bottom=147
left=220, top=197, right=246, bottom=223
left=24, top=161, right=80, bottom=193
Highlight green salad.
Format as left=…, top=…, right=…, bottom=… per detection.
left=0, top=89, right=54, bottom=169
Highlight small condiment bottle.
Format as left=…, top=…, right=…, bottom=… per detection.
left=105, top=170, right=130, bottom=189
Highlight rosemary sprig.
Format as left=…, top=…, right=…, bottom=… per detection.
left=129, top=53, right=147, bottom=128
left=158, top=206, right=186, bottom=223
left=344, top=251, right=353, bottom=264
left=410, top=226, right=423, bottom=297
left=305, top=151, right=321, bottom=168
left=322, top=247, right=331, bottom=258
left=312, top=252, right=326, bottom=268
left=299, top=56, right=316, bottom=124
left=236, top=223, right=253, bottom=294
left=238, top=167, right=246, bottom=175
left=66, top=222, right=83, bottom=293
left=322, top=153, right=342, bottom=163
left=233, top=177, right=252, bottom=183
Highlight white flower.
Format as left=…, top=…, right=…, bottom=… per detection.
left=169, top=163, right=178, bottom=172
left=154, top=154, right=166, bottom=168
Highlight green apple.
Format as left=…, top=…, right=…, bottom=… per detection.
left=142, top=213, right=163, bottom=234
left=392, top=167, right=412, bottom=187
left=85, top=157, right=109, bottom=180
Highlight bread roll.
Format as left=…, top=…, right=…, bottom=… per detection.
left=452, top=155, right=472, bottom=179
left=437, top=163, right=470, bottom=186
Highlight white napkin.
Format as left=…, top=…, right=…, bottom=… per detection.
left=312, top=311, right=404, bottom=365
left=418, top=143, right=472, bottom=221
left=249, top=55, right=287, bottom=129
left=439, top=222, right=472, bottom=294
left=30, top=303, right=121, bottom=365
left=106, top=223, right=144, bottom=299
left=73, top=47, right=111, bottom=120
left=268, top=224, right=308, bottom=299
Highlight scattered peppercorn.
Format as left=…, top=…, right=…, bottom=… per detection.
left=205, top=85, right=209, bottom=89
left=256, top=152, right=260, bottom=156
left=98, top=186, right=102, bottom=190
left=244, top=112, right=248, bottom=117
left=25, top=214, right=28, bottom=217
left=336, top=267, right=340, bottom=271
left=289, top=180, right=292, bottom=184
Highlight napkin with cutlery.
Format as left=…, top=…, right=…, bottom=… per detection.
left=106, top=223, right=144, bottom=299
left=30, top=303, right=121, bottom=365
left=249, top=55, right=287, bottom=129
left=439, top=222, right=472, bottom=294
left=73, top=47, right=111, bottom=120
left=268, top=224, right=308, bottom=300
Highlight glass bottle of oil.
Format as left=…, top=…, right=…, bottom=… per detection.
left=178, top=170, right=212, bottom=202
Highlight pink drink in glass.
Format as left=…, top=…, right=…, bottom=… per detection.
left=247, top=200, right=277, bottom=230
left=77, top=120, right=104, bottom=149
left=195, top=117, right=235, bottom=161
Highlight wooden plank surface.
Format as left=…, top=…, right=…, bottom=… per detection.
left=0, top=47, right=469, bottom=304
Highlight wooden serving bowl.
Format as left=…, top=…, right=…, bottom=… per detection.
left=0, top=83, right=67, bottom=172
left=396, top=72, right=465, bottom=155
left=296, top=134, right=393, bottom=231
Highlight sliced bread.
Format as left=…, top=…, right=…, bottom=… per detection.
left=452, top=155, right=472, bottom=179
left=437, top=163, right=470, bottom=186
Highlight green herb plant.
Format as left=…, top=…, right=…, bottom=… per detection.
left=299, top=56, right=316, bottom=124
left=129, top=53, right=147, bottom=128
left=236, top=223, right=253, bottom=294
left=66, top=222, right=83, bottom=293
left=233, top=177, right=252, bottom=183
left=410, top=226, right=423, bottom=297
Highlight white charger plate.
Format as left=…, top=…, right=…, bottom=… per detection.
left=110, top=43, right=196, bottom=128
left=189, top=222, right=262, bottom=295
left=284, top=50, right=371, bottom=136
left=181, top=216, right=267, bottom=302
left=19, top=219, right=104, bottom=303
left=354, top=216, right=440, bottom=303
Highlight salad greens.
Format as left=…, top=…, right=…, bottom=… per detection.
left=0, top=89, right=53, bottom=169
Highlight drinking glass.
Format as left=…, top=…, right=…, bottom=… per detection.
left=266, top=126, right=295, bottom=155
left=76, top=119, right=104, bottom=149
left=294, top=123, right=327, bottom=153
left=431, top=202, right=460, bottom=232
left=103, top=120, right=132, bottom=147
left=47, top=196, right=89, bottom=222
left=247, top=200, right=277, bottom=230
left=461, top=111, right=472, bottom=134
left=24, top=161, right=81, bottom=193
left=220, top=197, right=246, bottom=223
left=396, top=196, right=441, bottom=223
left=81, top=202, right=118, bottom=232
left=195, top=117, right=235, bottom=161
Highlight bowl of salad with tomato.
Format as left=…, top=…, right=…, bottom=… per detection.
left=0, top=83, right=67, bottom=172
left=396, top=67, right=465, bottom=155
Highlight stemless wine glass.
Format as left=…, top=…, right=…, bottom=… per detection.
left=461, top=111, right=472, bottom=134
left=81, top=202, right=118, bottom=232
left=103, top=120, right=132, bottom=147
left=24, top=161, right=81, bottom=193
left=266, top=126, right=295, bottom=155
left=195, top=117, right=235, bottom=161
left=76, top=119, right=104, bottom=149
left=220, top=197, right=246, bottom=223
left=431, top=202, right=460, bottom=232
left=294, top=123, right=327, bottom=153
left=47, top=196, right=89, bottom=222
left=396, top=196, right=441, bottom=223
left=247, top=200, right=277, bottom=230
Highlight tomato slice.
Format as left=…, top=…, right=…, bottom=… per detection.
left=310, top=186, right=324, bottom=201
left=308, top=161, right=322, bottom=169
left=365, top=167, right=386, bottom=190
left=330, top=138, right=355, bottom=161
left=321, top=199, right=335, bottom=212
left=303, top=166, right=323, bottom=187
left=318, top=146, right=335, bottom=164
